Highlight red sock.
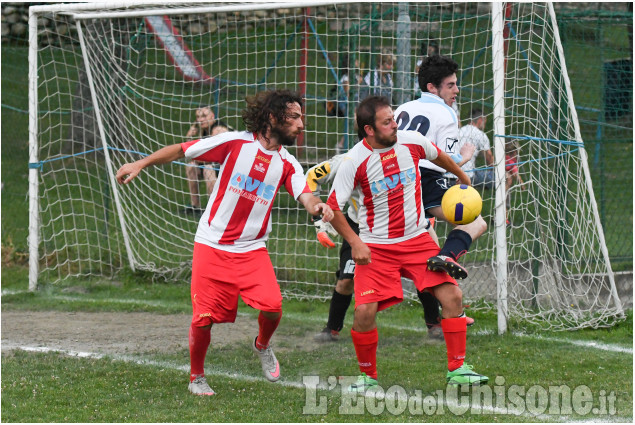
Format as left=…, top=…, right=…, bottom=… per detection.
left=350, top=327, right=379, bottom=380
left=256, top=311, right=281, bottom=349
left=441, top=317, right=467, bottom=371
left=189, top=324, right=211, bottom=381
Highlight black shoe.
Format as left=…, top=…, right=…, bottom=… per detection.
left=314, top=327, right=340, bottom=342
left=427, top=255, right=468, bottom=280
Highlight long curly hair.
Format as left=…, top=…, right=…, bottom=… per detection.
left=242, top=90, right=303, bottom=135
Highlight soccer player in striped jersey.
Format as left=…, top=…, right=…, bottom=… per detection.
left=116, top=90, right=333, bottom=396
left=307, top=155, right=473, bottom=344
left=327, top=96, right=488, bottom=391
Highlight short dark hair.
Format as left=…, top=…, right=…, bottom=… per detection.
left=470, top=108, right=484, bottom=121
left=418, top=55, right=459, bottom=93
left=242, top=89, right=303, bottom=135
left=356, top=96, right=392, bottom=139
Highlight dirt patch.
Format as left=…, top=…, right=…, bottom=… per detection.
left=1, top=311, right=256, bottom=356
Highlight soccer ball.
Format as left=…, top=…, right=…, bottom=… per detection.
left=441, top=184, right=482, bottom=225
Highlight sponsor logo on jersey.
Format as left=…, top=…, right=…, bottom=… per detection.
left=360, top=289, right=375, bottom=296
left=369, top=166, right=416, bottom=195
left=229, top=172, right=275, bottom=202
left=256, top=155, right=271, bottom=163
left=381, top=152, right=397, bottom=161
left=254, top=162, right=266, bottom=173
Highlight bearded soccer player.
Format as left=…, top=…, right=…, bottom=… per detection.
left=394, top=55, right=486, bottom=337
left=327, top=96, right=488, bottom=391
left=116, top=90, right=333, bottom=396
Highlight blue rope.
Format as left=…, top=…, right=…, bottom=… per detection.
left=494, top=134, right=584, bottom=147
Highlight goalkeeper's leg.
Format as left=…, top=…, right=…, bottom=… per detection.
left=315, top=226, right=356, bottom=343
left=315, top=278, right=353, bottom=342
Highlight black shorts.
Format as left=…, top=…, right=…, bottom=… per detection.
left=420, top=168, right=453, bottom=218
left=335, top=213, right=360, bottom=280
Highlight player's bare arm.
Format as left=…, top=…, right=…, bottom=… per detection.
left=431, top=150, right=471, bottom=186
left=298, top=193, right=334, bottom=222
left=116, top=143, right=185, bottom=184
left=329, top=210, right=371, bottom=265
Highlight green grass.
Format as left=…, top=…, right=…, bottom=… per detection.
left=1, top=270, right=633, bottom=422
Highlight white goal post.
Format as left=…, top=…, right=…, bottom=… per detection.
left=28, top=1, right=624, bottom=332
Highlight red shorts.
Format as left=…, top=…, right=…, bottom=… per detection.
left=354, top=232, right=457, bottom=311
left=190, top=242, right=282, bottom=326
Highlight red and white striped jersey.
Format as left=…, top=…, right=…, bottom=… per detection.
left=326, top=130, right=440, bottom=244
left=182, top=131, right=310, bottom=253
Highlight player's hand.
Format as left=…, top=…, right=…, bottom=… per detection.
left=313, top=203, right=334, bottom=222
left=351, top=240, right=371, bottom=265
left=313, top=218, right=337, bottom=248
left=460, top=142, right=476, bottom=161
left=116, top=162, right=143, bottom=184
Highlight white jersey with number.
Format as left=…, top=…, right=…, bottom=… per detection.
left=326, top=130, right=440, bottom=244
left=181, top=131, right=309, bottom=253
left=394, top=92, right=459, bottom=173
left=457, top=124, right=491, bottom=178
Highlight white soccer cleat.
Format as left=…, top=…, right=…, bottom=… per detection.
left=252, top=337, right=281, bottom=382
left=188, top=375, right=216, bottom=396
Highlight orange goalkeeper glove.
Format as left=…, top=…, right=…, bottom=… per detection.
left=313, top=218, right=337, bottom=249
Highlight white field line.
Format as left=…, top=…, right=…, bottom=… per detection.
left=4, top=343, right=630, bottom=423
left=2, top=291, right=632, bottom=355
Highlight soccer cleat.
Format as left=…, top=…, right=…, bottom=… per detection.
left=426, top=324, right=444, bottom=343
left=252, top=337, right=281, bottom=382
left=427, top=255, right=468, bottom=280
left=314, top=327, right=340, bottom=342
left=446, top=364, right=489, bottom=386
left=347, top=373, right=378, bottom=393
left=466, top=316, right=475, bottom=326
left=188, top=375, right=216, bottom=396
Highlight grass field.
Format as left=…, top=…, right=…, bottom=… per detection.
left=1, top=266, right=633, bottom=422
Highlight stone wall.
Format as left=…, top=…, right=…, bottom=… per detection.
left=3, top=2, right=631, bottom=46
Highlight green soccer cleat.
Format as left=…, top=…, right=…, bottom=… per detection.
left=446, top=364, right=489, bottom=386
left=347, top=373, right=378, bottom=393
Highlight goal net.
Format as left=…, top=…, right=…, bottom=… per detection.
left=29, top=1, right=623, bottom=331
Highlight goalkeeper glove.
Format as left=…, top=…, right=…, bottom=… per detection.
left=313, top=216, right=337, bottom=249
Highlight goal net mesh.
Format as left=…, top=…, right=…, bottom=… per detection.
left=31, top=2, right=622, bottom=330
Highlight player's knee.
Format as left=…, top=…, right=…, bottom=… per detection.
left=437, top=285, right=463, bottom=315
left=336, top=278, right=354, bottom=295
left=458, top=215, right=487, bottom=239
left=353, top=304, right=376, bottom=329
left=261, top=310, right=281, bottom=321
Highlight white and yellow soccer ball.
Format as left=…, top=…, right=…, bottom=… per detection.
left=441, top=184, right=483, bottom=225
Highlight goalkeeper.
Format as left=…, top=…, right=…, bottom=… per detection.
left=306, top=155, right=471, bottom=343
